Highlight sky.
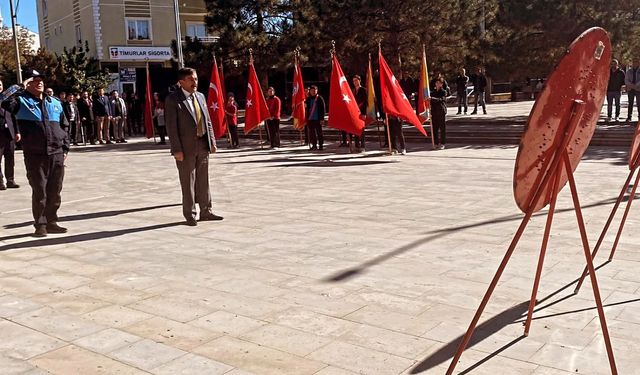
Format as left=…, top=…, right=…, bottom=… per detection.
left=1, top=0, right=38, bottom=32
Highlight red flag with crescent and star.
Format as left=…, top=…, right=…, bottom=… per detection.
left=244, top=63, right=270, bottom=134
left=292, top=58, right=306, bottom=130
left=379, top=50, right=427, bottom=136
left=207, top=56, right=226, bottom=138
left=327, top=54, right=364, bottom=135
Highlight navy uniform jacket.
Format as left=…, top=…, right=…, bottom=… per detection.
left=1, top=91, right=69, bottom=155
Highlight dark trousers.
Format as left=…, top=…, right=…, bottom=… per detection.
left=457, top=93, right=468, bottom=113
left=432, top=111, right=446, bottom=145
left=24, top=153, right=65, bottom=227
left=0, top=136, right=16, bottom=182
left=349, top=131, right=366, bottom=148
left=473, top=91, right=486, bottom=113
left=607, top=91, right=621, bottom=118
left=157, top=125, right=167, bottom=144
left=628, top=91, right=640, bottom=119
left=83, top=118, right=95, bottom=143
left=308, top=120, right=324, bottom=148
left=389, top=122, right=405, bottom=151
left=266, top=119, right=280, bottom=147
left=229, top=124, right=239, bottom=147
left=176, top=138, right=212, bottom=221
left=340, top=131, right=348, bottom=145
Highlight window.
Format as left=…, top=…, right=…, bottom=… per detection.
left=42, top=0, right=48, bottom=17
left=75, top=25, right=82, bottom=44
left=126, top=19, right=151, bottom=40
left=45, top=37, right=50, bottom=49
left=186, top=23, right=206, bottom=39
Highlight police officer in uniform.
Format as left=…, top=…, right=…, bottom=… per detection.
left=2, top=70, right=70, bottom=237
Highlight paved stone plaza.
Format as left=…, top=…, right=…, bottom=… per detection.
left=1, top=137, right=640, bottom=374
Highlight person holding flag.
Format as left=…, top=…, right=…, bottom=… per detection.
left=327, top=45, right=365, bottom=151
left=265, top=87, right=281, bottom=148
left=305, top=85, right=326, bottom=150
left=430, top=78, right=448, bottom=149
left=379, top=46, right=427, bottom=153
left=351, top=75, right=367, bottom=152
left=225, top=92, right=239, bottom=148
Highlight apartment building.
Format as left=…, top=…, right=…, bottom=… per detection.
left=36, top=0, right=215, bottom=93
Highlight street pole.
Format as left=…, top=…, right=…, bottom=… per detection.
left=173, top=0, right=184, bottom=68
left=9, top=0, right=22, bottom=83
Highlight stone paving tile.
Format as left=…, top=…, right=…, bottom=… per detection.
left=73, top=328, right=143, bottom=354
left=109, top=338, right=186, bottom=371
left=10, top=306, right=106, bottom=342
left=0, top=294, right=43, bottom=317
left=189, top=310, right=268, bottom=336
left=126, top=295, right=213, bottom=323
left=149, top=353, right=233, bottom=375
left=123, top=316, right=223, bottom=351
left=0, top=353, right=44, bottom=375
left=239, top=324, right=332, bottom=357
left=338, top=324, right=439, bottom=360
left=306, top=341, right=415, bottom=374
left=82, top=304, right=154, bottom=328
left=30, top=290, right=110, bottom=315
left=0, top=318, right=66, bottom=360
left=30, top=344, right=149, bottom=374
left=268, top=308, right=361, bottom=338
left=193, top=335, right=326, bottom=375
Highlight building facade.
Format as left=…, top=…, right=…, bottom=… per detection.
left=36, top=0, right=215, bottom=93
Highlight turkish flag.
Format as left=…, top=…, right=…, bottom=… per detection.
left=327, top=54, right=364, bottom=135
left=144, top=66, right=154, bottom=138
left=244, top=63, right=269, bottom=134
left=292, top=59, right=306, bottom=130
left=207, top=56, right=226, bottom=138
left=379, top=51, right=427, bottom=136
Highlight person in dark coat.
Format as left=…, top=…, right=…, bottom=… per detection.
left=606, top=59, right=626, bottom=122
left=430, top=78, right=448, bottom=150
left=305, top=85, right=326, bottom=150
left=455, top=68, right=469, bottom=115
left=2, top=70, right=69, bottom=237
left=388, top=115, right=406, bottom=155
left=470, top=66, right=488, bottom=115
left=63, top=93, right=80, bottom=145
left=0, top=79, right=20, bottom=190
left=351, top=75, right=367, bottom=152
left=164, top=67, right=222, bottom=226
left=77, top=91, right=94, bottom=145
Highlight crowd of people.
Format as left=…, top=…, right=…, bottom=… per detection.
left=606, top=57, right=640, bottom=122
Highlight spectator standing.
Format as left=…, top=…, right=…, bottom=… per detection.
left=431, top=78, right=448, bottom=150
left=77, top=91, right=94, bottom=144
left=0, top=79, right=20, bottom=190
left=606, top=59, right=626, bottom=122
left=265, top=87, right=281, bottom=148
left=455, top=68, right=469, bottom=115
left=305, top=85, right=326, bottom=150
left=153, top=95, right=166, bottom=145
left=470, top=66, right=488, bottom=115
left=625, top=58, right=640, bottom=122
left=352, top=75, right=367, bottom=152
left=225, top=92, right=239, bottom=148
left=388, top=115, right=406, bottom=155
left=93, top=88, right=112, bottom=144
left=63, top=93, right=80, bottom=145
left=110, top=90, right=127, bottom=143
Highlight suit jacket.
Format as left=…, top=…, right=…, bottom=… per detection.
left=0, top=107, right=17, bottom=140
left=63, top=101, right=79, bottom=122
left=78, top=98, right=93, bottom=121
left=165, top=89, right=216, bottom=155
left=110, top=97, right=127, bottom=117
left=93, top=94, right=112, bottom=117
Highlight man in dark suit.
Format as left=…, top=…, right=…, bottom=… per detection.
left=165, top=67, right=223, bottom=226
left=63, top=93, right=80, bottom=145
left=77, top=91, right=94, bottom=145
left=0, top=79, right=20, bottom=190
left=92, top=88, right=112, bottom=144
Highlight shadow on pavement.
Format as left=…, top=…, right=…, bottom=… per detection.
left=0, top=221, right=184, bottom=252
left=3, top=203, right=181, bottom=230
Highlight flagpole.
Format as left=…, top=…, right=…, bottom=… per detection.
left=219, top=55, right=233, bottom=147
left=146, top=60, right=157, bottom=144
left=423, top=44, right=436, bottom=150
left=385, top=116, right=393, bottom=154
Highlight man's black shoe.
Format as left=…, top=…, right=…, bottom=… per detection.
left=0, top=183, right=5, bottom=190
left=34, top=226, right=47, bottom=237
left=200, top=213, right=224, bottom=222
left=46, top=222, right=68, bottom=234
left=185, top=219, right=198, bottom=226
left=470, top=111, right=477, bottom=115
left=6, top=181, right=19, bottom=189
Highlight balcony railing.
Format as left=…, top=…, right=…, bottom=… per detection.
left=182, top=35, right=219, bottom=44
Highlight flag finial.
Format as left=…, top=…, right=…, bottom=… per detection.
left=330, top=40, right=336, bottom=57
left=249, top=48, right=254, bottom=65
